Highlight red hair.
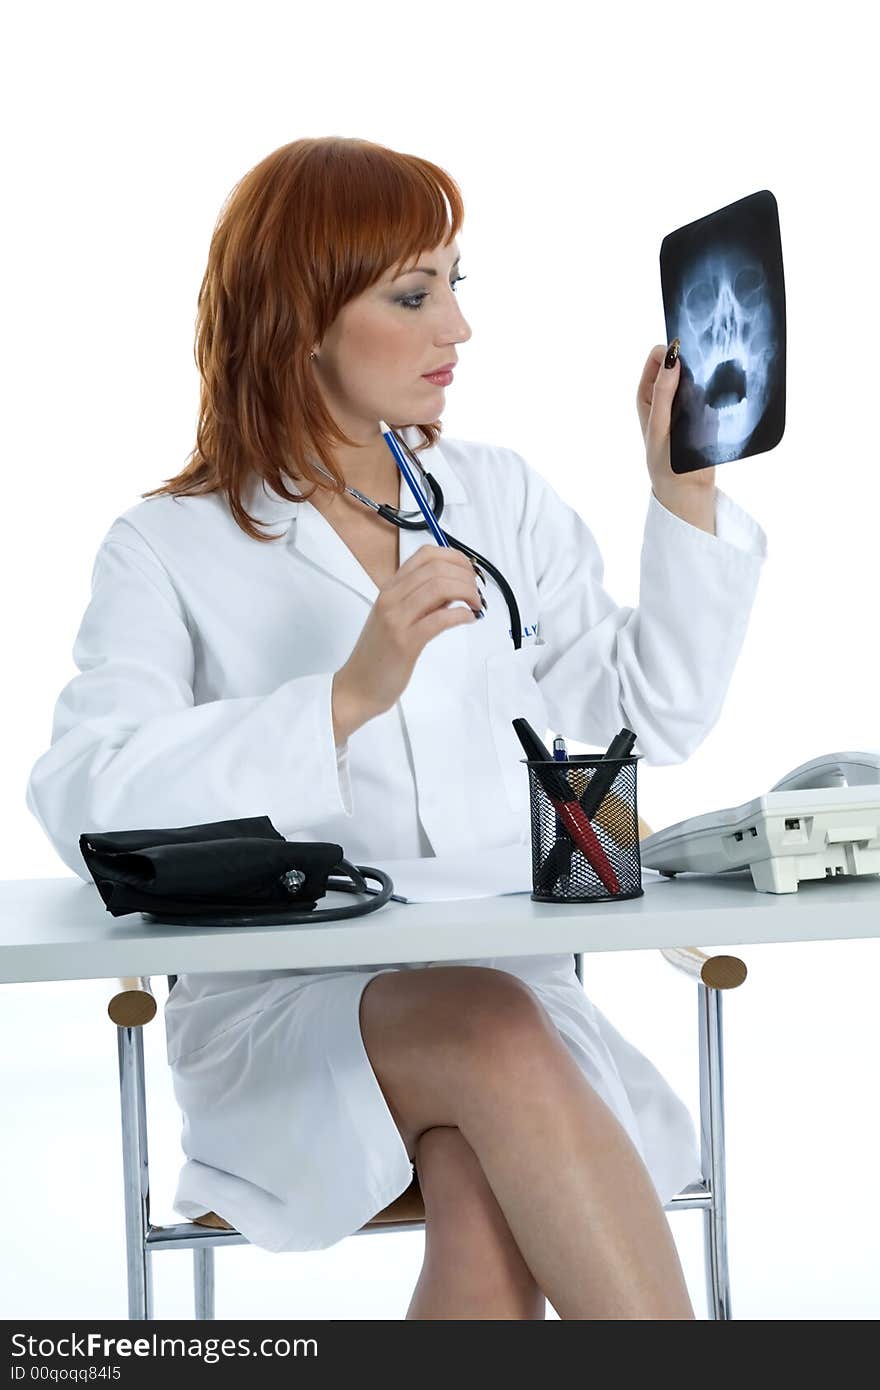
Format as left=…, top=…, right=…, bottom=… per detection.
left=141, top=136, right=465, bottom=542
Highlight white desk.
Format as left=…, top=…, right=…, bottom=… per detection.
left=2, top=869, right=879, bottom=983
left=4, top=866, right=878, bottom=1323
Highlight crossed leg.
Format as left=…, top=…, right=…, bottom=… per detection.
left=407, top=1124, right=546, bottom=1320
left=360, top=963, right=695, bottom=1320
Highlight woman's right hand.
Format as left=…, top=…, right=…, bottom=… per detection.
left=332, top=545, right=484, bottom=741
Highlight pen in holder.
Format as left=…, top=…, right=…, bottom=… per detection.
left=523, top=753, right=644, bottom=903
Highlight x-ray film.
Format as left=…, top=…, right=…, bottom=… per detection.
left=660, top=189, right=786, bottom=475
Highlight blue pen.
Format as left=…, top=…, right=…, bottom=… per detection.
left=379, top=419, right=484, bottom=620
left=552, top=736, right=572, bottom=888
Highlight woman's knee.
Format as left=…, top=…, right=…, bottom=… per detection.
left=359, top=966, right=557, bottom=1149
left=360, top=965, right=552, bottom=1077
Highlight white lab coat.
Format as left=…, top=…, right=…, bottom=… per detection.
left=26, top=425, right=768, bottom=1252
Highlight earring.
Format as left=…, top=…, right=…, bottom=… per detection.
left=309, top=351, right=316, bottom=360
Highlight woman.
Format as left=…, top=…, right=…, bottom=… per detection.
left=26, top=136, right=768, bottom=1319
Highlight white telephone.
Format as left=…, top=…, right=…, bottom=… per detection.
left=639, top=750, right=880, bottom=894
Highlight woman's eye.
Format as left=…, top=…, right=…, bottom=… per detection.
left=399, top=275, right=467, bottom=311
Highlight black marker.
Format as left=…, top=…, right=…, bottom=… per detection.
left=579, top=728, right=637, bottom=820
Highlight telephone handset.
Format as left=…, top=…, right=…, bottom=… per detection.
left=639, top=750, right=880, bottom=893
left=769, top=750, right=880, bottom=793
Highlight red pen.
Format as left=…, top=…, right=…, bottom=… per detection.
left=547, top=793, right=621, bottom=895
left=513, top=719, right=621, bottom=894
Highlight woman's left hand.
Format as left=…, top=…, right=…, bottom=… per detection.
left=636, top=342, right=716, bottom=498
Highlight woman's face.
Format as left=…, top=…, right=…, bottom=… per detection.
left=312, top=238, right=471, bottom=447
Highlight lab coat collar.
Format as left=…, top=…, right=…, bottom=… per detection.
left=244, top=424, right=468, bottom=531
left=244, top=424, right=469, bottom=606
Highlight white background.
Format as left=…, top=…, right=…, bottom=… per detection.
left=2, top=0, right=878, bottom=1321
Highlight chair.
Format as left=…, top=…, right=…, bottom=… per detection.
left=107, top=815, right=747, bottom=1321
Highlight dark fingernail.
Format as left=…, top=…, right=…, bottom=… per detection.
left=664, top=338, right=680, bottom=369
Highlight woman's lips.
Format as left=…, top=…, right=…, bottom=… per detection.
left=422, top=368, right=454, bottom=385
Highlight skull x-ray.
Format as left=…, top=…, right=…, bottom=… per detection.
left=660, top=190, right=786, bottom=474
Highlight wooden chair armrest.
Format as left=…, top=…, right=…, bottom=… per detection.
left=635, top=813, right=748, bottom=991
left=108, top=976, right=157, bottom=1027
left=659, top=945, right=747, bottom=989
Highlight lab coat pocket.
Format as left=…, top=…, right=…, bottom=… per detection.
left=485, top=643, right=549, bottom=830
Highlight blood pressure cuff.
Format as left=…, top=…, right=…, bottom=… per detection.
left=79, top=815, right=344, bottom=918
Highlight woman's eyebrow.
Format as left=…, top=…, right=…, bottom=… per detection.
left=395, top=255, right=461, bottom=279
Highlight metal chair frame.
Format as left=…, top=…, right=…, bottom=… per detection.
left=112, top=942, right=743, bottom=1320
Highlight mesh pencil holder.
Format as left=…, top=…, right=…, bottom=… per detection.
left=523, top=754, right=644, bottom=904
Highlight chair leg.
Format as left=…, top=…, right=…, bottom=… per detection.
left=698, top=981, right=732, bottom=1319
left=194, top=1247, right=216, bottom=1319
left=569, top=953, right=732, bottom=1317
left=117, top=1026, right=154, bottom=1319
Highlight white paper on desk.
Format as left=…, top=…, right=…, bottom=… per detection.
left=374, top=843, right=534, bottom=903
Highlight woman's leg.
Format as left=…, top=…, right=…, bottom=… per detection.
left=360, top=965, right=695, bottom=1320
left=406, top=1124, right=545, bottom=1320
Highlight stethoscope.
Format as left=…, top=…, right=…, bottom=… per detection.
left=307, top=428, right=523, bottom=649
